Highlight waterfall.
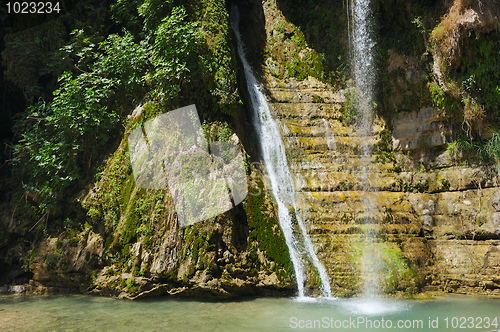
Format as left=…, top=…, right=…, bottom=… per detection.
left=350, top=0, right=381, bottom=296
left=230, top=5, right=332, bottom=298
left=352, top=0, right=376, bottom=141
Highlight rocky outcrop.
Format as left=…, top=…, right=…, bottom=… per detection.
left=262, top=71, right=500, bottom=296
left=2, top=0, right=500, bottom=299
left=2, top=175, right=294, bottom=298
left=392, top=107, right=451, bottom=151
left=1, top=147, right=295, bottom=298
left=245, top=0, right=500, bottom=297
left=263, top=74, right=422, bottom=295
left=431, top=0, right=500, bottom=69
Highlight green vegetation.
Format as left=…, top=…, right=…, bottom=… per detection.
left=374, top=129, right=395, bottom=164
left=438, top=178, right=450, bottom=191
left=263, top=0, right=346, bottom=85
left=374, top=0, right=500, bottom=171
left=266, top=20, right=325, bottom=80
left=458, top=33, right=500, bottom=117
left=425, top=3, right=500, bottom=165
left=125, top=277, right=138, bottom=294
left=338, top=89, right=359, bottom=126
left=12, top=5, right=201, bottom=208
left=428, top=81, right=460, bottom=114
left=485, top=132, right=500, bottom=167
left=6, top=0, right=242, bottom=228
left=1, top=0, right=273, bottom=295
left=446, top=132, right=500, bottom=167
left=377, top=242, right=418, bottom=293
left=245, top=177, right=294, bottom=284
left=347, top=239, right=418, bottom=294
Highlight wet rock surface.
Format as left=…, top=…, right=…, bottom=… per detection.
left=264, top=71, right=500, bottom=296
left=2, top=0, right=500, bottom=300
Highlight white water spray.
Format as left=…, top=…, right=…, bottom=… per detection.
left=230, top=5, right=332, bottom=298
left=351, top=0, right=381, bottom=297
left=352, top=0, right=376, bottom=140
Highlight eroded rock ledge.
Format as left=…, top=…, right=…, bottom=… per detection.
left=264, top=73, right=500, bottom=297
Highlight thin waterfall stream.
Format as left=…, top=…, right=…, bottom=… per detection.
left=350, top=0, right=381, bottom=297
left=230, top=5, right=332, bottom=299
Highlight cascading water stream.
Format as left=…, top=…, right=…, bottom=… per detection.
left=350, top=0, right=381, bottom=297
left=230, top=5, right=332, bottom=299
left=352, top=0, right=376, bottom=143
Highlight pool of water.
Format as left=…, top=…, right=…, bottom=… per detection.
left=1, top=294, right=499, bottom=331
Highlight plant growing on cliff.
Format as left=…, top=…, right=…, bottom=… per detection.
left=13, top=73, right=120, bottom=203
left=485, top=132, right=500, bottom=169
left=430, top=0, right=474, bottom=66
left=12, top=5, right=202, bottom=208
left=374, top=129, right=395, bottom=164
left=426, top=0, right=500, bottom=148
left=339, top=88, right=359, bottom=126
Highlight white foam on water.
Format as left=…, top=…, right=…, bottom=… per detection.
left=341, top=298, right=410, bottom=316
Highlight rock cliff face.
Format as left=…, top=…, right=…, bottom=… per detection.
left=2, top=0, right=500, bottom=299
left=253, top=0, right=500, bottom=296
left=3, top=131, right=295, bottom=299
left=264, top=73, right=500, bottom=296
left=0, top=0, right=295, bottom=299
left=1, top=162, right=295, bottom=299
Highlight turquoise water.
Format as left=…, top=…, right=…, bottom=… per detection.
left=1, top=295, right=499, bottom=331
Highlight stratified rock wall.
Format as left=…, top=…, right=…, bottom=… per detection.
left=262, top=72, right=500, bottom=296
left=2, top=0, right=499, bottom=299
left=256, top=0, right=500, bottom=296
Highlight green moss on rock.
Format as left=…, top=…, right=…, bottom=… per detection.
left=244, top=176, right=294, bottom=284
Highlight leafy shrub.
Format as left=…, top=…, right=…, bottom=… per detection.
left=339, top=88, right=359, bottom=125
left=428, top=81, right=459, bottom=113
left=145, top=6, right=202, bottom=102
left=374, top=129, right=395, bottom=164
left=13, top=73, right=120, bottom=202
left=12, top=5, right=202, bottom=206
